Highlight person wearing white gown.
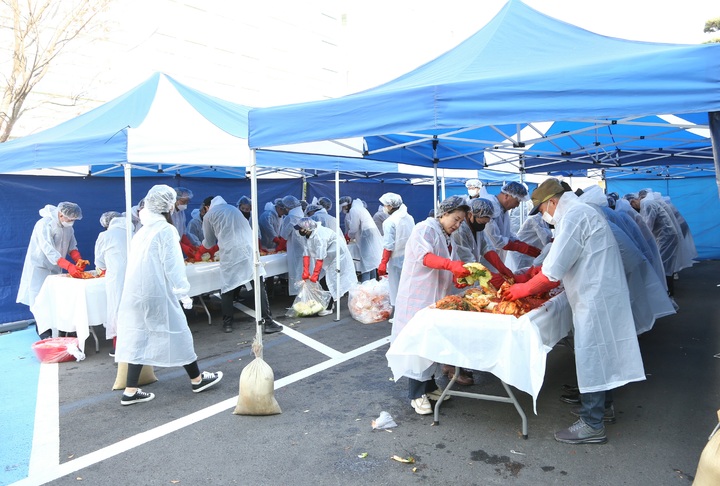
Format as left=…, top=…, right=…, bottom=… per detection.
left=94, top=211, right=127, bottom=352
left=505, top=179, right=645, bottom=445
left=376, top=193, right=415, bottom=307
left=115, top=185, right=223, bottom=406
left=341, top=196, right=383, bottom=281
left=279, top=195, right=306, bottom=296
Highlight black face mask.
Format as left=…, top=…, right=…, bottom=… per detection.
left=469, top=221, right=486, bottom=233
left=241, top=211, right=251, bottom=220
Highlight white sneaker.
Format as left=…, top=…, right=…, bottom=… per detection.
left=317, top=309, right=332, bottom=316
left=426, top=389, right=451, bottom=402
left=388, top=318, right=394, bottom=324
left=410, top=395, right=432, bottom=415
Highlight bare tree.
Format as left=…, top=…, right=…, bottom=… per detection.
left=0, top=0, right=113, bottom=142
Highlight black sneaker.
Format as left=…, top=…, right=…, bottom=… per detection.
left=560, top=391, right=580, bottom=404
left=223, top=324, right=233, bottom=333
left=192, top=371, right=223, bottom=393
left=121, top=389, right=155, bottom=406
left=263, top=320, right=283, bottom=334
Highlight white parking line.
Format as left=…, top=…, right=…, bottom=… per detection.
left=28, top=363, right=59, bottom=475
left=15, top=335, right=390, bottom=486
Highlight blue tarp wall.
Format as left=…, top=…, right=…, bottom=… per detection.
left=0, top=175, right=303, bottom=324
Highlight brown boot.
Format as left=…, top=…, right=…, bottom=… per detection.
left=442, top=364, right=473, bottom=386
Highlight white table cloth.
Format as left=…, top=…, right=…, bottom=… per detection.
left=386, top=292, right=573, bottom=412
left=32, top=253, right=288, bottom=352
left=32, top=274, right=106, bottom=353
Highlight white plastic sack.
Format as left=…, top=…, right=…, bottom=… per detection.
left=286, top=280, right=332, bottom=317
left=348, top=278, right=392, bottom=324
left=233, top=338, right=282, bottom=416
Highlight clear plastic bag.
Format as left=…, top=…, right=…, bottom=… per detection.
left=348, top=278, right=393, bottom=324
left=286, top=280, right=332, bottom=317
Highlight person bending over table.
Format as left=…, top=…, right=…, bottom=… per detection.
left=196, top=195, right=281, bottom=334
left=390, top=195, right=472, bottom=415
left=17, top=201, right=87, bottom=339
left=503, top=178, right=645, bottom=445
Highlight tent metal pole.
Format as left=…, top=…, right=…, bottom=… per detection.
left=433, top=161, right=438, bottom=211
left=335, top=170, right=340, bottom=321
left=123, top=163, right=133, bottom=256
left=250, top=149, right=263, bottom=351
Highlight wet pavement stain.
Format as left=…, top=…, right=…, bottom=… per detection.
left=541, top=466, right=555, bottom=472
left=470, top=449, right=525, bottom=477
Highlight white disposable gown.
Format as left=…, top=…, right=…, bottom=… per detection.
left=202, top=196, right=261, bottom=293
left=659, top=195, right=697, bottom=271
left=580, top=189, right=675, bottom=334
left=639, top=196, right=681, bottom=276
left=483, top=195, right=515, bottom=261
left=94, top=216, right=129, bottom=340
left=346, top=199, right=383, bottom=273
left=258, top=208, right=281, bottom=250
left=542, top=192, right=645, bottom=393
left=17, top=205, right=78, bottom=309
left=301, top=226, right=357, bottom=299
left=186, top=210, right=203, bottom=247
left=115, top=210, right=197, bottom=367
left=373, top=205, right=389, bottom=235
left=391, top=217, right=455, bottom=344
left=505, top=214, right=552, bottom=272
left=615, top=199, right=665, bottom=286
left=280, top=206, right=306, bottom=296
left=311, top=208, right=338, bottom=232
left=171, top=208, right=187, bottom=237
left=381, top=204, right=415, bottom=305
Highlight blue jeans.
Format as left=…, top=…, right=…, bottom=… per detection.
left=579, top=390, right=613, bottom=429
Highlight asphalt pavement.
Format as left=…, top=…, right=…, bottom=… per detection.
left=5, top=261, right=720, bottom=485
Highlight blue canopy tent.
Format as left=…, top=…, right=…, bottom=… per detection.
left=248, top=0, right=720, bottom=258
left=250, top=1, right=720, bottom=176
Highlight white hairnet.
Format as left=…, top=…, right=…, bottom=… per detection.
left=465, top=179, right=483, bottom=189
left=293, top=217, right=318, bottom=231
left=282, top=195, right=301, bottom=209
left=437, top=195, right=470, bottom=216
left=175, top=187, right=193, bottom=199
left=99, top=211, right=121, bottom=228
left=623, top=193, right=639, bottom=201
left=191, top=209, right=200, bottom=219
left=145, top=185, right=177, bottom=214
left=501, top=182, right=529, bottom=202
left=317, top=197, right=332, bottom=211
left=58, top=202, right=82, bottom=220
left=339, top=196, right=353, bottom=208
left=379, top=192, right=402, bottom=208
left=305, top=203, right=323, bottom=215
left=237, top=195, right=251, bottom=207
left=274, top=198, right=287, bottom=209
left=469, top=198, right=495, bottom=218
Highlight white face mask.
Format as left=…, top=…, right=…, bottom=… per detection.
left=61, top=220, right=74, bottom=228
left=468, top=189, right=480, bottom=197
left=177, top=204, right=188, bottom=211
left=541, top=210, right=555, bottom=225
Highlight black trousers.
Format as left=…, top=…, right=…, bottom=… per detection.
left=221, top=277, right=273, bottom=321
left=126, top=361, right=199, bottom=388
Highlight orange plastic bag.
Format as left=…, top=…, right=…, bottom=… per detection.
left=32, top=337, right=84, bottom=363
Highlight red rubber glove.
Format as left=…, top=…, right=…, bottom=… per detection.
left=484, top=250, right=513, bottom=278
left=69, top=249, right=82, bottom=263
left=273, top=237, right=287, bottom=252
left=310, top=259, right=323, bottom=283
left=489, top=272, right=505, bottom=289
left=513, top=266, right=542, bottom=284
left=181, top=242, right=197, bottom=258
left=503, top=271, right=559, bottom=301
left=377, top=249, right=392, bottom=276
left=58, top=258, right=83, bottom=278
left=180, top=234, right=194, bottom=248
left=302, top=255, right=311, bottom=280
left=194, top=245, right=210, bottom=261
left=503, top=240, right=541, bottom=258
left=208, top=245, right=219, bottom=258
left=344, top=233, right=351, bottom=243
left=422, top=253, right=471, bottom=280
